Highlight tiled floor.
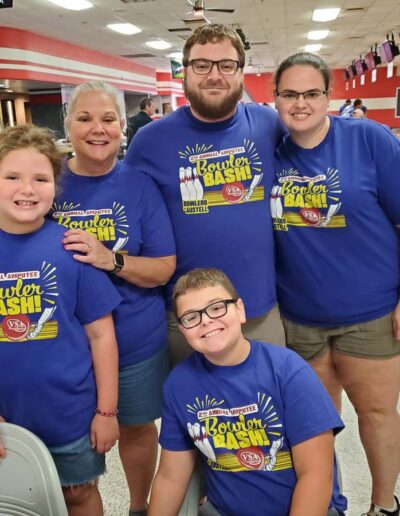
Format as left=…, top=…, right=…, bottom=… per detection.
left=100, top=393, right=400, bottom=516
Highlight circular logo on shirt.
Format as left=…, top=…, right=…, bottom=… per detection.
left=300, top=207, right=321, bottom=226
left=236, top=447, right=265, bottom=470
left=2, top=315, right=31, bottom=341
left=222, top=182, right=244, bottom=203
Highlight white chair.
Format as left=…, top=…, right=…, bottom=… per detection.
left=0, top=422, right=68, bottom=516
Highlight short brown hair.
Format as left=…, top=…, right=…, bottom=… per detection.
left=182, top=24, right=245, bottom=68
left=0, top=124, right=62, bottom=182
left=173, top=268, right=239, bottom=316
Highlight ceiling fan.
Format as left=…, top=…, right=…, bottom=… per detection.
left=187, top=0, right=235, bottom=15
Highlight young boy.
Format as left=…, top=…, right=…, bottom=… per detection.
left=149, top=268, right=347, bottom=516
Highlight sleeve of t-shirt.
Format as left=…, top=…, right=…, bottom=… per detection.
left=139, top=174, right=176, bottom=258
left=282, top=353, right=344, bottom=448
left=75, top=263, right=122, bottom=325
left=368, top=123, right=400, bottom=225
left=159, top=375, right=196, bottom=451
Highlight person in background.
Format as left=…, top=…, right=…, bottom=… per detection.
left=163, top=102, right=173, bottom=115
left=0, top=124, right=121, bottom=516
left=272, top=52, right=400, bottom=516
left=354, top=98, right=368, bottom=116
left=125, top=23, right=286, bottom=367
left=338, top=98, right=352, bottom=116
left=50, top=81, right=176, bottom=516
left=126, top=97, right=155, bottom=146
left=352, top=107, right=365, bottom=118
left=149, top=268, right=346, bottom=516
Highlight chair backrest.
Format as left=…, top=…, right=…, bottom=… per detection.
left=0, top=422, right=68, bottom=516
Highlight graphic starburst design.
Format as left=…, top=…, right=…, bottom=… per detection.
left=244, top=139, right=262, bottom=173
left=326, top=168, right=342, bottom=202
left=40, top=261, right=59, bottom=305
left=113, top=202, right=129, bottom=237
left=257, top=392, right=282, bottom=436
left=186, top=395, right=225, bottom=415
left=51, top=201, right=80, bottom=212
left=277, top=167, right=301, bottom=181
left=179, top=144, right=214, bottom=159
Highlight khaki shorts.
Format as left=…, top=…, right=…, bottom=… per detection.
left=282, top=312, right=400, bottom=361
left=167, top=304, right=286, bottom=367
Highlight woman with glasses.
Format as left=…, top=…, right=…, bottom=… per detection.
left=271, top=52, right=400, bottom=516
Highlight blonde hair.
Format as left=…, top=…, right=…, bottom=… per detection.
left=65, top=80, right=124, bottom=126
left=0, top=124, right=62, bottom=182
left=173, top=268, right=239, bottom=315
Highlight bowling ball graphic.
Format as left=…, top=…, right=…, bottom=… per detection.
left=236, top=447, right=264, bottom=470
left=2, top=314, right=30, bottom=340
left=300, top=207, right=321, bottom=226
left=222, top=182, right=244, bottom=203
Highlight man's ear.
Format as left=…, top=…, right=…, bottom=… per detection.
left=236, top=298, right=246, bottom=324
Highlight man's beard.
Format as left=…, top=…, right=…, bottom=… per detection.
left=184, top=79, right=243, bottom=121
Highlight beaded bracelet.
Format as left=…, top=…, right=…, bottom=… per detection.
left=95, top=408, right=118, bottom=417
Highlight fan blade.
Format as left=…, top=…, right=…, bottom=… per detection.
left=205, top=8, right=235, bottom=12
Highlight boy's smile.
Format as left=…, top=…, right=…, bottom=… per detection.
left=176, top=285, right=249, bottom=366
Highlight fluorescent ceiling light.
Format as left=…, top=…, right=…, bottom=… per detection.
left=168, top=52, right=184, bottom=59
left=305, top=44, right=322, bottom=52
left=107, top=23, right=141, bottom=35
left=308, top=30, right=329, bottom=40
left=312, top=8, right=340, bottom=22
left=146, top=40, right=171, bottom=50
left=48, top=0, right=93, bottom=10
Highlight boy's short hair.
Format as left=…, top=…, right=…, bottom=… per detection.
left=0, top=124, right=62, bottom=182
left=173, top=268, right=239, bottom=316
left=182, top=24, right=245, bottom=69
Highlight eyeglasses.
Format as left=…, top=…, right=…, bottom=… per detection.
left=274, top=90, right=328, bottom=103
left=186, top=59, right=241, bottom=76
left=177, top=299, right=238, bottom=329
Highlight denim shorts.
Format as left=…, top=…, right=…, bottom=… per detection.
left=117, top=345, right=169, bottom=426
left=47, top=433, right=105, bottom=487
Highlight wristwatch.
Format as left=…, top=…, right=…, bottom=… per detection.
left=111, top=252, right=124, bottom=274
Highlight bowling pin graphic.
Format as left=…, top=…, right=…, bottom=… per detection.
left=201, top=425, right=216, bottom=461
left=192, top=167, right=204, bottom=200
left=275, top=186, right=283, bottom=218
left=193, top=422, right=208, bottom=457
left=270, top=185, right=278, bottom=218
left=179, top=167, right=190, bottom=202
left=185, top=167, right=197, bottom=201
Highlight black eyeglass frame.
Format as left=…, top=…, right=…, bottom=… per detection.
left=177, top=298, right=238, bottom=329
left=185, top=59, right=242, bottom=76
left=274, top=89, right=329, bottom=102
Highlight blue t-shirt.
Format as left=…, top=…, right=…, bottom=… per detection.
left=160, top=341, right=346, bottom=516
left=272, top=116, right=400, bottom=326
left=0, top=220, right=121, bottom=446
left=125, top=104, right=285, bottom=318
left=51, top=161, right=176, bottom=367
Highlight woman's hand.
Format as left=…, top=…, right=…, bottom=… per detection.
left=62, top=229, right=114, bottom=271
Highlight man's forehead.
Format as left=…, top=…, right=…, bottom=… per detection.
left=189, top=40, right=238, bottom=59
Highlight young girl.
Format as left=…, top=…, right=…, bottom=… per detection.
left=0, top=124, right=121, bottom=516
